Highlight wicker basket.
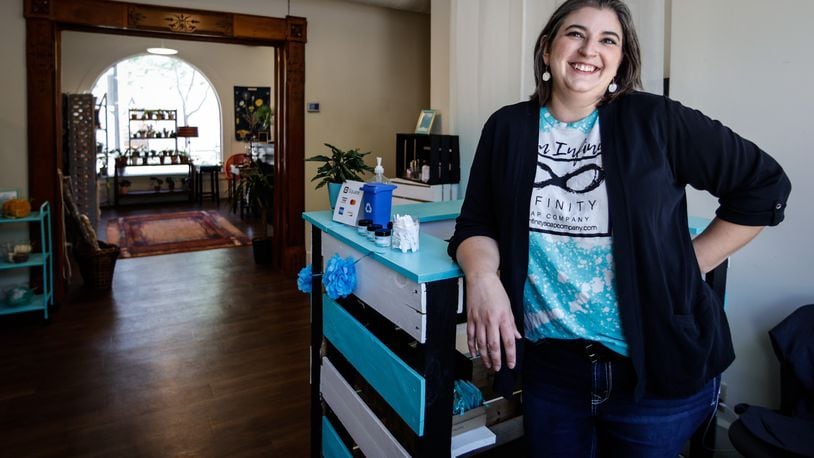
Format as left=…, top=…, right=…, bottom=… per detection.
left=77, top=241, right=120, bottom=292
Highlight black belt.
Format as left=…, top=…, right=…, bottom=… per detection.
left=533, top=338, right=627, bottom=364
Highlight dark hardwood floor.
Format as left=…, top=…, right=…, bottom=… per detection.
left=0, top=201, right=311, bottom=457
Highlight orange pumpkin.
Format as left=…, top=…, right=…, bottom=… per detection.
left=2, top=199, right=31, bottom=218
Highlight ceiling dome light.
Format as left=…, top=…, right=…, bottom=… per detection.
left=147, top=47, right=178, bottom=55
left=147, top=39, right=178, bottom=55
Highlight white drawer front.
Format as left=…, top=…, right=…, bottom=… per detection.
left=392, top=179, right=444, bottom=202
left=321, top=357, right=410, bottom=458
left=322, top=234, right=427, bottom=342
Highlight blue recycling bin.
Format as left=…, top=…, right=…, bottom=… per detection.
left=361, top=182, right=397, bottom=227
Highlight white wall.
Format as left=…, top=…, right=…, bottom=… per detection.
left=0, top=0, right=26, bottom=194
left=429, top=0, right=451, bottom=134
left=671, top=0, right=814, bottom=408
left=627, top=1, right=664, bottom=93
left=60, top=31, right=275, bottom=164
left=447, top=1, right=525, bottom=192
left=0, top=1, right=28, bottom=289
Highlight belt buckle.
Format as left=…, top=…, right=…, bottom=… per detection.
left=584, top=341, right=600, bottom=363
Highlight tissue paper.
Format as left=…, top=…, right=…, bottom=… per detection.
left=392, top=214, right=419, bottom=253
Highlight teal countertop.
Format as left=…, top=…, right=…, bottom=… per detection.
left=687, top=216, right=712, bottom=236
left=390, top=200, right=462, bottom=223
left=304, top=200, right=712, bottom=284
left=303, top=201, right=462, bottom=283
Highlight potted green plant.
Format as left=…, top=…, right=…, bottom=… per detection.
left=96, top=145, right=110, bottom=177
left=305, top=143, right=374, bottom=208
left=234, top=158, right=275, bottom=264
left=250, top=105, right=272, bottom=140
left=125, top=147, right=140, bottom=166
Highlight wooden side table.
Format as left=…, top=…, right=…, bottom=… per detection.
left=195, top=164, right=221, bottom=205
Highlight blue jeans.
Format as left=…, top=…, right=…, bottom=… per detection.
left=522, top=339, right=718, bottom=458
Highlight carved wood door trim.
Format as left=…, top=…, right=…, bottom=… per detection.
left=23, top=0, right=306, bottom=301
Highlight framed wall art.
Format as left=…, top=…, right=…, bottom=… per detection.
left=414, top=109, right=436, bottom=135
left=234, top=86, right=272, bottom=142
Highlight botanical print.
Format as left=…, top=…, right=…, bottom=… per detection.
left=234, top=86, right=271, bottom=142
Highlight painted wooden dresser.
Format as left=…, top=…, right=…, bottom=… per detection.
left=304, top=201, right=470, bottom=457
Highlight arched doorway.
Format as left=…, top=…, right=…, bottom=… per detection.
left=24, top=0, right=307, bottom=302
left=92, top=54, right=223, bottom=166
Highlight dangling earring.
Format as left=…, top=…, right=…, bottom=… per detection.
left=608, top=79, right=618, bottom=93
left=542, top=66, right=551, bottom=82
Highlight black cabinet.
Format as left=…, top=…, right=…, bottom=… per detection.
left=395, top=134, right=460, bottom=185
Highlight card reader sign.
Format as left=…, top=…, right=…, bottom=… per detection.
left=332, top=180, right=364, bottom=226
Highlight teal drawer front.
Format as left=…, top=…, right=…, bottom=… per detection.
left=322, top=416, right=353, bottom=458
left=323, top=295, right=426, bottom=435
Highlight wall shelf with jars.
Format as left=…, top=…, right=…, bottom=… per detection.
left=128, top=108, right=179, bottom=152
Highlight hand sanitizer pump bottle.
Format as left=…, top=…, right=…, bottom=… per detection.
left=362, top=157, right=397, bottom=227
left=371, top=157, right=389, bottom=184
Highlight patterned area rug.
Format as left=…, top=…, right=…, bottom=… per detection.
left=106, top=211, right=251, bottom=258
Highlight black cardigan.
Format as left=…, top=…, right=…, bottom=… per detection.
left=448, top=92, right=792, bottom=399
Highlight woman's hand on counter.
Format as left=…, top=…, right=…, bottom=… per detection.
left=466, top=272, right=521, bottom=371
left=455, top=236, right=521, bottom=372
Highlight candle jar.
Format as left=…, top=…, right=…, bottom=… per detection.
left=374, top=229, right=392, bottom=247
left=357, top=219, right=372, bottom=236
left=366, top=224, right=382, bottom=241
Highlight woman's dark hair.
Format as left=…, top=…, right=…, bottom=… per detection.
left=530, top=0, right=642, bottom=106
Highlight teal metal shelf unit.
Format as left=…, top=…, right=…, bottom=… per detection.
left=0, top=202, right=53, bottom=319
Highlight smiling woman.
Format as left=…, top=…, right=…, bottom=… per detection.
left=531, top=0, right=642, bottom=113
left=542, top=7, right=623, bottom=118
left=449, top=1, right=790, bottom=457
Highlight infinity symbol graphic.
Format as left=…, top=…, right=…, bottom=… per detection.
left=533, top=161, right=605, bottom=194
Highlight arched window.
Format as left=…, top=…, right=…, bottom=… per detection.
left=92, top=54, right=222, bottom=167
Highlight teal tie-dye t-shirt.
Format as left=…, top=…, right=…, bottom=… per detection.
left=523, top=107, right=628, bottom=356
